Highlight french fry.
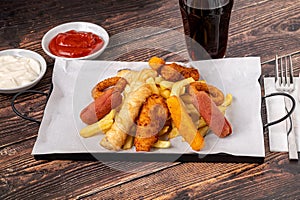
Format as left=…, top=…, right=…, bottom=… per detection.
left=222, top=94, right=233, bottom=107
left=218, top=106, right=227, bottom=114
left=160, top=89, right=171, bottom=99
left=198, top=126, right=209, bottom=137
left=152, top=140, right=171, bottom=148
left=180, top=94, right=193, bottom=104
left=184, top=103, right=199, bottom=117
left=123, top=135, right=134, bottom=150
left=166, top=96, right=205, bottom=151
left=155, top=76, right=164, bottom=84
left=159, top=80, right=174, bottom=90
left=198, top=117, right=207, bottom=128
left=146, top=77, right=160, bottom=94
left=218, top=94, right=233, bottom=114
left=170, top=77, right=194, bottom=97
left=80, top=109, right=116, bottom=138
left=168, top=126, right=180, bottom=139
left=158, top=125, right=170, bottom=136
left=80, top=123, right=102, bottom=138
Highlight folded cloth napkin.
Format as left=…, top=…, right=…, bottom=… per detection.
left=264, top=77, right=300, bottom=152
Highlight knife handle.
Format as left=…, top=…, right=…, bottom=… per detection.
left=284, top=98, right=299, bottom=160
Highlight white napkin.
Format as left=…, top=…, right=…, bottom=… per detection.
left=264, top=77, right=300, bottom=152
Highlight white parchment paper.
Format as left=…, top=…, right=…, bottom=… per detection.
left=32, top=57, right=265, bottom=158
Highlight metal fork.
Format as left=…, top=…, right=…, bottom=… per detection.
left=275, top=54, right=298, bottom=160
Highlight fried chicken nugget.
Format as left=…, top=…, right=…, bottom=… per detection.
left=148, top=56, right=165, bottom=71
left=148, top=56, right=200, bottom=82
left=160, top=63, right=200, bottom=82
left=134, top=94, right=169, bottom=151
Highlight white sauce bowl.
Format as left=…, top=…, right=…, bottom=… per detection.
left=0, top=49, right=47, bottom=94
left=41, top=22, right=109, bottom=60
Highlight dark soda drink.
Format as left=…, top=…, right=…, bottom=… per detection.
left=179, top=0, right=234, bottom=60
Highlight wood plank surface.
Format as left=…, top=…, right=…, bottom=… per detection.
left=87, top=153, right=299, bottom=200
left=1, top=0, right=300, bottom=199
left=0, top=138, right=179, bottom=199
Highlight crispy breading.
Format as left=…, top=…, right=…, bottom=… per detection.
left=148, top=56, right=165, bottom=71
left=149, top=56, right=200, bottom=82
left=160, top=63, right=200, bottom=82
left=100, top=84, right=153, bottom=150
left=92, top=76, right=127, bottom=100
left=134, top=94, right=169, bottom=151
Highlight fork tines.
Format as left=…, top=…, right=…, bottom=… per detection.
left=275, top=54, right=294, bottom=92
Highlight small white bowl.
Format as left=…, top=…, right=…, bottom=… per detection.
left=0, top=49, right=47, bottom=94
left=41, top=22, right=109, bottom=60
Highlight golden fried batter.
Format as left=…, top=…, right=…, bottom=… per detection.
left=134, top=94, right=169, bottom=151
left=148, top=56, right=166, bottom=71
left=160, top=63, right=200, bottom=82
left=92, top=76, right=127, bottom=100
left=148, top=56, right=200, bottom=82
left=100, top=84, right=153, bottom=151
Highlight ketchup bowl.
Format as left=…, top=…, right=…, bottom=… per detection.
left=42, top=22, right=109, bottom=60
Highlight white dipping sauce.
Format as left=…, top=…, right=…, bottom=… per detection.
left=0, top=55, right=41, bottom=89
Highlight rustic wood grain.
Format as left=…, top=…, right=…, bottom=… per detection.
left=1, top=0, right=300, bottom=199
left=0, top=66, right=53, bottom=148
left=0, top=138, right=180, bottom=199
left=227, top=0, right=300, bottom=62
left=77, top=153, right=300, bottom=199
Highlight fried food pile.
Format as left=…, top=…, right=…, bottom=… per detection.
left=79, top=56, right=233, bottom=152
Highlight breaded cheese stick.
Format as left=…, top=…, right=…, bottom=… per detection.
left=100, top=84, right=152, bottom=150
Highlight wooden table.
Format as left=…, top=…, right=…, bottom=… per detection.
left=1, top=0, right=299, bottom=199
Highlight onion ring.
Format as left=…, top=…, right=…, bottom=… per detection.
left=92, top=77, right=127, bottom=100
left=189, top=82, right=224, bottom=106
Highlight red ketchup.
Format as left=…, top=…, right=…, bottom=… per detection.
left=49, top=30, right=104, bottom=58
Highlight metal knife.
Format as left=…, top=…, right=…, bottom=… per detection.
left=284, top=97, right=299, bottom=160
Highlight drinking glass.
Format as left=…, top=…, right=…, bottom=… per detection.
left=179, top=0, right=234, bottom=60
